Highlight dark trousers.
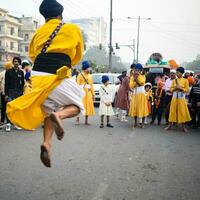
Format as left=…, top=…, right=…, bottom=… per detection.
left=152, top=106, right=163, bottom=123
left=165, top=95, right=172, bottom=123
left=1, top=93, right=6, bottom=123
left=6, top=89, right=23, bottom=124
left=191, top=105, right=200, bottom=128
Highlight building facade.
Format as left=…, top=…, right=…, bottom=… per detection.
left=70, top=17, right=107, bottom=49
left=19, top=16, right=39, bottom=61
left=0, top=8, right=40, bottom=68
left=0, top=8, right=23, bottom=67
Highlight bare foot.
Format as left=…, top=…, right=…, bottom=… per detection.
left=182, top=127, right=188, bottom=133
left=40, top=143, right=51, bottom=168
left=85, top=123, right=91, bottom=126
left=165, top=125, right=172, bottom=131
left=141, top=124, right=145, bottom=129
left=50, top=112, right=64, bottom=140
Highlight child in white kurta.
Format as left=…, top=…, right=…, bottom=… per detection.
left=99, top=75, right=114, bottom=128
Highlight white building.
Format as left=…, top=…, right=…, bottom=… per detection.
left=19, top=16, right=39, bottom=61
left=0, top=8, right=23, bottom=67
left=70, top=17, right=107, bottom=49
left=0, top=8, right=40, bottom=68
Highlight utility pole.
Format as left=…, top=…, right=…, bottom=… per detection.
left=127, top=16, right=151, bottom=63
left=136, top=16, right=140, bottom=63
left=108, top=0, right=113, bottom=72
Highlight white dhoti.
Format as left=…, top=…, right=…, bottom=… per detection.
left=31, top=71, right=85, bottom=114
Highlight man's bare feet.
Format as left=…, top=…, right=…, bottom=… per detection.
left=50, top=112, right=64, bottom=140
left=85, top=123, right=91, bottom=126
left=40, top=143, right=51, bottom=168
left=165, top=125, right=172, bottom=131
left=141, top=124, right=145, bottom=129
left=182, top=127, right=188, bottom=133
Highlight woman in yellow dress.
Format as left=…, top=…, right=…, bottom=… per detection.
left=6, top=0, right=84, bottom=167
left=129, top=63, right=149, bottom=128
left=76, top=61, right=95, bottom=125
left=165, top=67, right=191, bottom=132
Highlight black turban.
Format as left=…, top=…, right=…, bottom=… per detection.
left=176, top=67, right=185, bottom=74
left=39, top=0, right=64, bottom=19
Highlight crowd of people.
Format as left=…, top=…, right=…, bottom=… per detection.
left=0, top=58, right=32, bottom=131
left=114, top=64, right=200, bottom=132
left=0, top=54, right=200, bottom=134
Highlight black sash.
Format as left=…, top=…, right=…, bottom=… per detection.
left=33, top=53, right=71, bottom=74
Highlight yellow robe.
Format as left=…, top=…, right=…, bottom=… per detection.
left=129, top=74, right=149, bottom=117
left=76, top=73, right=95, bottom=116
left=169, top=77, right=191, bottom=123
left=7, top=19, right=83, bottom=130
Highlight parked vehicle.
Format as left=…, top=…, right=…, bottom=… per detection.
left=92, top=73, right=120, bottom=104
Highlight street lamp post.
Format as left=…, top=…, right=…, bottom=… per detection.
left=127, top=16, right=151, bottom=63
left=115, top=39, right=135, bottom=63
left=108, top=0, right=113, bottom=72
left=136, top=16, right=140, bottom=63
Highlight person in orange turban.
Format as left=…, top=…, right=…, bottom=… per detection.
left=3, top=61, right=13, bottom=70
left=187, top=76, right=194, bottom=87
left=150, top=81, right=166, bottom=125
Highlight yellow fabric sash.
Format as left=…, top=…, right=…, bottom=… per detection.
left=7, top=66, right=71, bottom=130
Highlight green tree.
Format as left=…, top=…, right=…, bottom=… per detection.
left=84, top=46, right=127, bottom=73
left=185, top=54, right=200, bottom=72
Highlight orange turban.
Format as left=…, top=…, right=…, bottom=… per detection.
left=157, top=81, right=164, bottom=88
left=187, top=76, right=194, bottom=85
left=4, top=61, right=13, bottom=70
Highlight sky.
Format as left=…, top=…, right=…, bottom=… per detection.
left=1, top=0, right=200, bottom=65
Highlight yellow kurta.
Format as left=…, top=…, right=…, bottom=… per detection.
left=169, top=77, right=191, bottom=123
left=76, top=73, right=95, bottom=116
left=129, top=74, right=149, bottom=117
left=7, top=19, right=83, bottom=130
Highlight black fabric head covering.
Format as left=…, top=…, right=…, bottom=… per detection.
left=39, top=0, right=64, bottom=19
left=176, top=66, right=185, bottom=74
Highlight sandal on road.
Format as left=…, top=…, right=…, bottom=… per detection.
left=50, top=113, right=64, bottom=140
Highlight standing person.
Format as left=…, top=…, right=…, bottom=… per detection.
left=0, top=61, right=13, bottom=127
left=129, top=63, right=149, bottom=128
left=115, top=69, right=132, bottom=122
left=142, top=82, right=152, bottom=124
left=76, top=61, right=95, bottom=125
left=99, top=75, right=114, bottom=128
left=150, top=81, right=165, bottom=125
left=144, top=83, right=152, bottom=115
left=7, top=0, right=84, bottom=168
left=114, top=70, right=127, bottom=118
left=165, top=67, right=191, bottom=132
left=21, top=60, right=31, bottom=75
left=164, top=69, right=176, bottom=124
left=23, top=72, right=32, bottom=95
left=189, top=73, right=200, bottom=129
left=5, top=57, right=25, bottom=132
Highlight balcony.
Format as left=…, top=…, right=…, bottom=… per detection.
left=0, top=31, right=23, bottom=40
left=0, top=16, right=22, bottom=26
left=0, top=45, right=21, bottom=54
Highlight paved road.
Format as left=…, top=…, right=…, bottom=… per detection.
left=0, top=111, right=200, bottom=200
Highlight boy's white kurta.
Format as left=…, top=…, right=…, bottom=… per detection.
left=99, top=85, right=114, bottom=116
